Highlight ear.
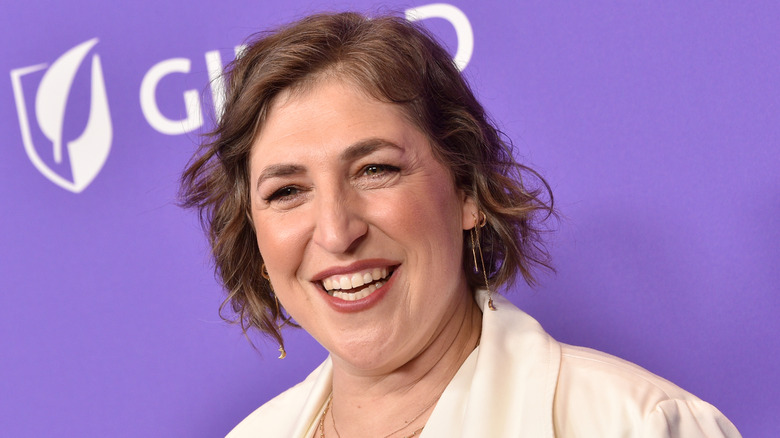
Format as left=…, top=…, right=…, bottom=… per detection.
left=461, top=194, right=479, bottom=230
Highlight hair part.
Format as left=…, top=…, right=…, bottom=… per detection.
left=180, top=12, right=555, bottom=350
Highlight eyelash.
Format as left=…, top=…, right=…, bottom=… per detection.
left=265, top=186, right=303, bottom=202
left=361, top=164, right=399, bottom=177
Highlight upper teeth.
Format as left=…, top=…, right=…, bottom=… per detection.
left=322, top=267, right=389, bottom=291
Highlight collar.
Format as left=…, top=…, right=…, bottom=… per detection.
left=439, top=290, right=561, bottom=437
left=236, top=291, right=562, bottom=438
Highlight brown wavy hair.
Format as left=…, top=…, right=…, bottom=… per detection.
left=180, top=12, right=554, bottom=350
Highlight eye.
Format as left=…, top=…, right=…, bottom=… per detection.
left=354, top=163, right=401, bottom=190
left=362, top=164, right=399, bottom=177
left=265, top=186, right=302, bottom=202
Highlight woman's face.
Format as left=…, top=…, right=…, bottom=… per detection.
left=249, top=78, right=477, bottom=373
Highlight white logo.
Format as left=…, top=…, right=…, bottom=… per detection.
left=8, top=5, right=468, bottom=194
left=406, top=3, right=473, bottom=70
left=11, top=38, right=112, bottom=193
left=138, top=3, right=473, bottom=136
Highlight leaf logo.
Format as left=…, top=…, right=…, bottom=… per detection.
left=10, top=38, right=112, bottom=193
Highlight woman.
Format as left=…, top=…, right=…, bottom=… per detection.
left=181, top=12, right=740, bottom=437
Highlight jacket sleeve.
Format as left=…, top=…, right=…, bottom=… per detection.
left=642, top=399, right=742, bottom=438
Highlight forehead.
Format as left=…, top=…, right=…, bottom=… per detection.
left=249, top=78, right=426, bottom=162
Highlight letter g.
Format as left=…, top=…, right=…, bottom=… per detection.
left=140, top=58, right=203, bottom=135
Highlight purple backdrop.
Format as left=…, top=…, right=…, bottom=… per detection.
left=2, top=1, right=777, bottom=436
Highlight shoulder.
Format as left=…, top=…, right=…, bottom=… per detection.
left=553, top=344, right=741, bottom=437
left=477, top=293, right=740, bottom=436
left=226, top=360, right=330, bottom=438
left=558, top=344, right=691, bottom=402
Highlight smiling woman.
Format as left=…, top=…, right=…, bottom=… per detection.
left=249, top=78, right=478, bottom=373
left=180, top=11, right=740, bottom=438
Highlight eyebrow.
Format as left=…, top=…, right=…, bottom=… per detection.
left=255, top=137, right=402, bottom=190
left=341, top=137, right=402, bottom=162
left=255, top=164, right=306, bottom=190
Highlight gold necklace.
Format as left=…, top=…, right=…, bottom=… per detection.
left=318, top=395, right=434, bottom=438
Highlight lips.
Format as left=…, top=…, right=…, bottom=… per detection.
left=319, top=266, right=395, bottom=302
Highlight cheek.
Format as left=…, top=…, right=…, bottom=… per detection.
left=372, top=179, right=464, bottom=251
left=410, top=178, right=463, bottom=228
left=253, top=213, right=309, bottom=284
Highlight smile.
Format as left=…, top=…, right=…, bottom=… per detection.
left=321, top=267, right=394, bottom=301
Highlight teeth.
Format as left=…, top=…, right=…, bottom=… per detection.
left=321, top=267, right=390, bottom=291
left=351, top=273, right=365, bottom=288
left=331, top=281, right=384, bottom=301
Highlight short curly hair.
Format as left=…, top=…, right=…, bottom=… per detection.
left=180, top=12, right=554, bottom=350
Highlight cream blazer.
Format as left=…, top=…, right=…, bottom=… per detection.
left=227, top=291, right=741, bottom=437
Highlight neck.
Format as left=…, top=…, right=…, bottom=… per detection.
left=326, top=290, right=482, bottom=438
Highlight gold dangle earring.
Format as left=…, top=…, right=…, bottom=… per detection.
left=471, top=211, right=496, bottom=311
left=261, top=263, right=287, bottom=359
left=273, top=295, right=287, bottom=359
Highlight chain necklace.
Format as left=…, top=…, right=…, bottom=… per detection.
left=318, top=394, right=434, bottom=438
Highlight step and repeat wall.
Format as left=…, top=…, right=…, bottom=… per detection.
left=2, top=1, right=777, bottom=436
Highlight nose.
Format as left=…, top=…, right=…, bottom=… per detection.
left=312, top=188, right=368, bottom=254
